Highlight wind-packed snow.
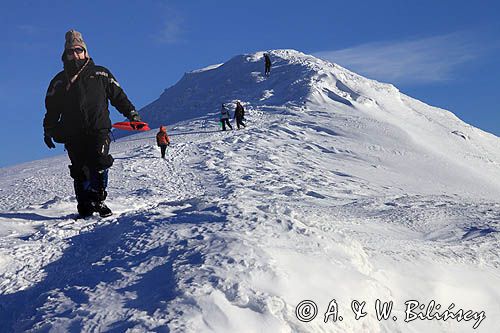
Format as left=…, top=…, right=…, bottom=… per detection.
left=1, top=50, right=499, bottom=332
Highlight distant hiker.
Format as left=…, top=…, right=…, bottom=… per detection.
left=234, top=101, right=246, bottom=129
left=220, top=103, right=233, bottom=131
left=264, top=53, right=271, bottom=76
left=156, top=126, right=171, bottom=158
left=43, top=29, right=141, bottom=218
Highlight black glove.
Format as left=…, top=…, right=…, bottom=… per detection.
left=128, top=110, right=141, bottom=122
left=44, top=134, right=56, bottom=149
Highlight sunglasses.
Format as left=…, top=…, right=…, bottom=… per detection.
left=66, top=47, right=85, bottom=55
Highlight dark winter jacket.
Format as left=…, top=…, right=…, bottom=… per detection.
left=234, top=103, right=245, bottom=120
left=264, top=54, right=271, bottom=67
left=44, top=58, right=136, bottom=142
left=156, top=126, right=170, bottom=146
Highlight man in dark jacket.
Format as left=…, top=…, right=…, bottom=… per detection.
left=264, top=53, right=271, bottom=76
left=43, top=30, right=141, bottom=218
left=234, top=101, right=246, bottom=130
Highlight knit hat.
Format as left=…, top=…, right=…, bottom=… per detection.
left=64, top=29, right=88, bottom=56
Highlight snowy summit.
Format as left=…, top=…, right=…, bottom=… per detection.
left=0, top=49, right=499, bottom=332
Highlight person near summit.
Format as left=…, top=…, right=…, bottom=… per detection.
left=156, top=125, right=171, bottom=158
left=43, top=29, right=141, bottom=218
left=220, top=103, right=233, bottom=131
left=264, top=53, right=271, bottom=76
left=234, top=101, right=246, bottom=129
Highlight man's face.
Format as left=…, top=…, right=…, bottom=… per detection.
left=65, top=47, right=86, bottom=61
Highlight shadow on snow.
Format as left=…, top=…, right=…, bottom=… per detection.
left=0, top=198, right=227, bottom=332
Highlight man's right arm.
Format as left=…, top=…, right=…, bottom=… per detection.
left=43, top=74, right=64, bottom=148
left=43, top=74, right=64, bottom=134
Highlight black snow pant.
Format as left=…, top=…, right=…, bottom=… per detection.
left=265, top=64, right=271, bottom=76
left=65, top=130, right=114, bottom=205
left=221, top=119, right=232, bottom=131
left=235, top=117, right=246, bottom=129
left=159, top=144, right=168, bottom=158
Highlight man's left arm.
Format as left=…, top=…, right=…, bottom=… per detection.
left=105, top=68, right=141, bottom=121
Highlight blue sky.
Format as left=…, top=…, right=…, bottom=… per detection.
left=1, top=0, right=499, bottom=167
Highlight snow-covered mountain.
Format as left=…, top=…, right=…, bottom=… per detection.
left=142, top=49, right=500, bottom=199
left=0, top=49, right=499, bottom=332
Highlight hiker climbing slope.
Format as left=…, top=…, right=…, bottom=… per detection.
left=156, top=126, right=171, bottom=158
left=234, top=101, right=246, bottom=130
left=220, top=103, right=233, bottom=131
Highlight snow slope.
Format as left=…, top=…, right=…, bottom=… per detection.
left=0, top=50, right=499, bottom=332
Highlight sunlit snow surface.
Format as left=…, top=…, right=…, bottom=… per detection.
left=1, top=50, right=499, bottom=332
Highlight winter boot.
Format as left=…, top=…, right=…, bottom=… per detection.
left=87, top=169, right=112, bottom=217
left=93, top=201, right=112, bottom=217
left=89, top=189, right=112, bottom=217
left=77, top=202, right=94, bottom=218
left=72, top=170, right=93, bottom=218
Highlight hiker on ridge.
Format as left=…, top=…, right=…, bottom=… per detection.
left=264, top=53, right=271, bottom=76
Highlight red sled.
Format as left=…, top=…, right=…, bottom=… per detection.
left=112, top=121, right=151, bottom=131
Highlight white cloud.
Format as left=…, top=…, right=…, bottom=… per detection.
left=158, top=18, right=182, bottom=44
left=156, top=13, right=183, bottom=44
left=314, top=33, right=484, bottom=85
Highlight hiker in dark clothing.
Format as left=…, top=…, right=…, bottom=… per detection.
left=156, top=126, right=171, bottom=158
left=234, top=101, right=246, bottom=129
left=220, top=103, right=233, bottom=131
left=264, top=53, right=271, bottom=76
left=43, top=30, right=141, bottom=218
